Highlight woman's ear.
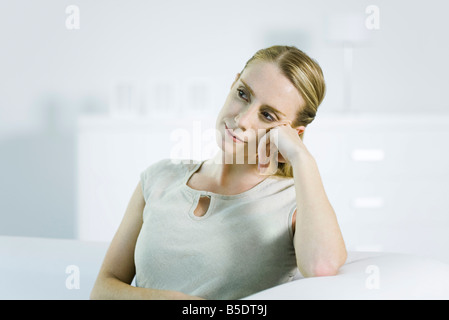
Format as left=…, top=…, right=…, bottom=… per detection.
left=295, top=126, right=306, bottom=136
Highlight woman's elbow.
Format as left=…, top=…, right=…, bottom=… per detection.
left=300, top=252, right=347, bottom=278
left=310, top=262, right=340, bottom=277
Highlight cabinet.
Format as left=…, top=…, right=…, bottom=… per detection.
left=306, top=114, right=449, bottom=263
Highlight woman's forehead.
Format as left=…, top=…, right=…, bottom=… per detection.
left=240, top=61, right=305, bottom=118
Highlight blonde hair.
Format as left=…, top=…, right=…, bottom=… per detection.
left=241, top=45, right=326, bottom=178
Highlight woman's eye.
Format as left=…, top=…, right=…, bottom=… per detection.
left=261, top=111, right=275, bottom=122
left=237, top=89, right=249, bottom=101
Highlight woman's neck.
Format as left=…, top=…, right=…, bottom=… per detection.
left=201, top=152, right=267, bottom=193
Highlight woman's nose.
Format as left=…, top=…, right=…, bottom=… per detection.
left=234, top=104, right=257, bottom=130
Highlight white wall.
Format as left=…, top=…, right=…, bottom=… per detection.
left=1, top=0, right=448, bottom=255
left=2, top=0, right=449, bottom=135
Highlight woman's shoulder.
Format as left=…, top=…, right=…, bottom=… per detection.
left=140, top=158, right=199, bottom=181
left=140, top=159, right=199, bottom=199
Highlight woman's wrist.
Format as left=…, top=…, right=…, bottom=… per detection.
left=287, top=148, right=315, bottom=168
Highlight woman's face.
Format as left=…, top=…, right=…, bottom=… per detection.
left=215, top=61, right=305, bottom=163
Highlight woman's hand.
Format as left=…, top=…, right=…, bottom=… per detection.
left=257, top=123, right=309, bottom=175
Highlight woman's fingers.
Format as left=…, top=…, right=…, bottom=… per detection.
left=257, top=128, right=280, bottom=175
left=257, top=121, right=294, bottom=175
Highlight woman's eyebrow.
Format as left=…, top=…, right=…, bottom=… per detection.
left=240, top=78, right=287, bottom=118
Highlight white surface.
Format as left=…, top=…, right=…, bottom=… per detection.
left=244, top=251, right=449, bottom=300
left=0, top=236, right=108, bottom=300
left=1, top=236, right=449, bottom=300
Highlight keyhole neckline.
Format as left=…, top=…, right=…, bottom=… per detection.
left=189, top=194, right=214, bottom=220
left=182, top=160, right=274, bottom=200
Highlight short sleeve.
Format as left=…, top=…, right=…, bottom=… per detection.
left=282, top=181, right=297, bottom=242
left=287, top=204, right=297, bottom=241
left=139, top=159, right=170, bottom=202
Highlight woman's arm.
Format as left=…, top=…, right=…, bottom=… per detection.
left=261, top=125, right=347, bottom=278
left=90, top=182, right=203, bottom=300
left=290, top=152, right=347, bottom=278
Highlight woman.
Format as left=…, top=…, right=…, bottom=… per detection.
left=90, top=45, right=347, bottom=300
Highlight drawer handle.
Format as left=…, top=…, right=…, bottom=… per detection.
left=351, top=149, right=385, bottom=161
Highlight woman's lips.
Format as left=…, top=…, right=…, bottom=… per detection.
left=225, top=124, right=246, bottom=143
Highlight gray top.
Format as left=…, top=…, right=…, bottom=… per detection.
left=134, top=158, right=299, bottom=299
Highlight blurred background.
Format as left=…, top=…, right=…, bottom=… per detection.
left=1, top=0, right=448, bottom=263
